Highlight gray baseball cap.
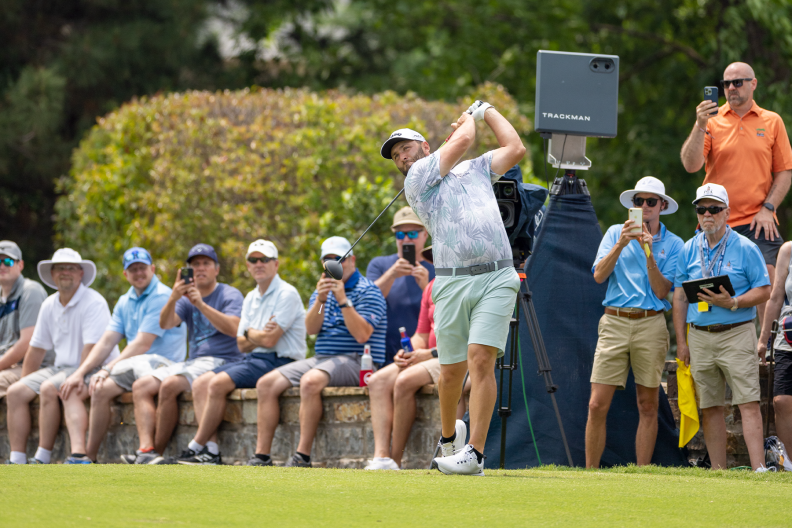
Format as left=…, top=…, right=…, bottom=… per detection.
left=0, top=241, right=22, bottom=260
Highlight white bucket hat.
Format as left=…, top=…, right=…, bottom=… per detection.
left=619, top=176, right=678, bottom=215
left=37, top=248, right=97, bottom=290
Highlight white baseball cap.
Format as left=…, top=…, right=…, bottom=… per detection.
left=693, top=183, right=729, bottom=206
left=246, top=239, right=278, bottom=259
left=37, top=248, right=97, bottom=290
left=618, top=176, right=678, bottom=215
left=380, top=128, right=427, bottom=159
left=321, top=236, right=352, bottom=259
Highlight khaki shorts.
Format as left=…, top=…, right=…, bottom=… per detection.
left=432, top=267, right=520, bottom=365
left=151, top=357, right=226, bottom=387
left=0, top=366, right=22, bottom=398
left=110, top=354, right=174, bottom=392
left=417, top=357, right=441, bottom=385
left=688, top=322, right=760, bottom=408
left=19, top=365, right=98, bottom=394
left=591, top=311, right=669, bottom=389
left=277, top=354, right=359, bottom=387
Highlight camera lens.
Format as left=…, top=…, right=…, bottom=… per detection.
left=503, top=185, right=514, bottom=197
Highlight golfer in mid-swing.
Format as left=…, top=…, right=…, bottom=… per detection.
left=380, top=102, right=525, bottom=475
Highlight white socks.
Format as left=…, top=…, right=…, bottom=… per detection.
left=188, top=440, right=219, bottom=455
left=34, top=447, right=52, bottom=464
left=10, top=451, right=26, bottom=464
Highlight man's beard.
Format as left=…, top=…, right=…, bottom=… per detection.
left=728, top=90, right=747, bottom=107
left=399, top=149, right=426, bottom=177
left=701, top=218, right=724, bottom=235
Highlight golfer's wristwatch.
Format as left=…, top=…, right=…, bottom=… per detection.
left=339, top=300, right=354, bottom=310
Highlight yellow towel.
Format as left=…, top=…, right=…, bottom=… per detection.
left=676, top=358, right=699, bottom=447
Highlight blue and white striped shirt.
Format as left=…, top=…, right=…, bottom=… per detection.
left=308, top=270, right=387, bottom=364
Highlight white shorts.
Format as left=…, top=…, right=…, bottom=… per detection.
left=109, top=354, right=174, bottom=392
left=150, top=357, right=226, bottom=386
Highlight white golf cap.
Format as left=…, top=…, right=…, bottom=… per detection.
left=380, top=128, right=427, bottom=159
left=321, top=236, right=352, bottom=259
left=246, top=239, right=278, bottom=259
left=618, top=176, right=678, bottom=215
left=693, top=183, right=729, bottom=206
left=37, top=248, right=97, bottom=290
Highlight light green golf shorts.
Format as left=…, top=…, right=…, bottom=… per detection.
left=431, top=266, right=521, bottom=365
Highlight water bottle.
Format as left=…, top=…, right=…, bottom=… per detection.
left=399, top=327, right=414, bottom=353
left=359, top=345, right=373, bottom=387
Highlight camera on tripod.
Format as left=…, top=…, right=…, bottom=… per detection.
left=493, top=181, right=519, bottom=228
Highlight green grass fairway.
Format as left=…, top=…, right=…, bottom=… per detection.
left=2, top=465, right=791, bottom=527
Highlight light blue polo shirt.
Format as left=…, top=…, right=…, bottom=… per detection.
left=592, top=223, right=684, bottom=311
left=107, top=276, right=187, bottom=362
left=674, top=229, right=770, bottom=326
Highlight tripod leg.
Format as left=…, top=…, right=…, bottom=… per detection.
left=429, top=371, right=469, bottom=469
left=498, top=306, right=519, bottom=469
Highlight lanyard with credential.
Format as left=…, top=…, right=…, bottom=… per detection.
left=699, top=227, right=731, bottom=278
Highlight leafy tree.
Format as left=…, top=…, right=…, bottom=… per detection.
left=56, top=84, right=531, bottom=301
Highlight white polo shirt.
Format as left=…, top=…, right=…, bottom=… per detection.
left=30, top=283, right=119, bottom=368
left=238, top=274, right=306, bottom=361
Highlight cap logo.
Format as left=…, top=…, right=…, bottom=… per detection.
left=392, top=132, right=402, bottom=137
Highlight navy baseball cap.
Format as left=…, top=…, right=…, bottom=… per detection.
left=122, top=247, right=153, bottom=270
left=187, top=243, right=218, bottom=264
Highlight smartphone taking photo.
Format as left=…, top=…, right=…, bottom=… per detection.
left=704, top=86, right=719, bottom=116
left=628, top=208, right=643, bottom=235
left=180, top=267, right=193, bottom=284
left=402, top=244, right=416, bottom=266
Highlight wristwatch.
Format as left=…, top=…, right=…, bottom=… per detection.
left=430, top=348, right=438, bottom=358
left=339, top=299, right=354, bottom=310
left=730, top=298, right=739, bottom=311
left=763, top=202, right=776, bottom=213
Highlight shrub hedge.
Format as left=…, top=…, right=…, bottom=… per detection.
left=56, top=84, right=532, bottom=302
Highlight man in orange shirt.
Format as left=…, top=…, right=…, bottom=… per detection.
left=681, top=62, right=792, bottom=324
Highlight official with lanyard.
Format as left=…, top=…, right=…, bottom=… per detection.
left=673, top=183, right=772, bottom=471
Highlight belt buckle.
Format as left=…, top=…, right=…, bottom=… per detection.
left=469, top=263, right=490, bottom=276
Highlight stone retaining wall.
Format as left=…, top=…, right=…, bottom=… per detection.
left=0, top=385, right=443, bottom=468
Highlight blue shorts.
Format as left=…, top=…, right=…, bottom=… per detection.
left=213, top=352, right=294, bottom=389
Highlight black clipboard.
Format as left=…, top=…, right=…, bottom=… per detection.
left=682, top=275, right=735, bottom=304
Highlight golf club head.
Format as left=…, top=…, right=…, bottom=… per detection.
left=323, top=260, right=344, bottom=280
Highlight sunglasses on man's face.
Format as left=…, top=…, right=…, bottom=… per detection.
left=322, top=256, right=341, bottom=262
left=695, top=205, right=727, bottom=215
left=0, top=258, right=15, bottom=268
left=247, top=256, right=275, bottom=264
left=395, top=230, right=422, bottom=240
left=633, top=197, right=659, bottom=207
left=721, top=78, right=753, bottom=89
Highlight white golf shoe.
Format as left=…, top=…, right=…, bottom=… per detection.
left=438, top=419, right=467, bottom=457
left=434, top=444, right=484, bottom=476
left=364, top=457, right=400, bottom=470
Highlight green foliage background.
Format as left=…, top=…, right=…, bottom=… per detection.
left=56, top=84, right=532, bottom=301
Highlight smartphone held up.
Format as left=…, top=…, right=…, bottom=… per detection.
left=704, top=86, right=719, bottom=116
left=180, top=267, right=194, bottom=284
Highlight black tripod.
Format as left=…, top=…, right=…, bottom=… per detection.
left=496, top=274, right=574, bottom=468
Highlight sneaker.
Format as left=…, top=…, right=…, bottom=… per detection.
left=120, top=454, right=137, bottom=464
left=177, top=447, right=221, bottom=465
left=65, top=455, right=93, bottom=464
left=756, top=466, right=777, bottom=473
left=438, top=419, right=467, bottom=457
left=27, top=458, right=46, bottom=464
left=246, top=455, right=273, bottom=467
left=150, top=456, right=177, bottom=465
left=134, top=451, right=162, bottom=465
left=434, top=444, right=484, bottom=476
left=285, top=453, right=311, bottom=468
left=364, top=457, right=400, bottom=470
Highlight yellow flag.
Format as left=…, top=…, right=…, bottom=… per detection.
left=676, top=358, right=699, bottom=447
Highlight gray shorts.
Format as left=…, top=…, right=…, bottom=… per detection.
left=109, top=354, right=174, bottom=392
left=20, top=365, right=98, bottom=395
left=150, top=356, right=226, bottom=386
left=277, top=354, right=359, bottom=387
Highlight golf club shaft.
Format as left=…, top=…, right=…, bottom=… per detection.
left=338, top=188, right=405, bottom=262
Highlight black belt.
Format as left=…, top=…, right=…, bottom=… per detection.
left=689, top=320, right=753, bottom=333
left=435, top=259, right=514, bottom=277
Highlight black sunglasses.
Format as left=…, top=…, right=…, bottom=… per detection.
left=720, top=78, right=753, bottom=89
left=633, top=197, right=659, bottom=207
left=695, top=205, right=727, bottom=215
left=247, top=256, right=275, bottom=264
left=322, top=256, right=342, bottom=262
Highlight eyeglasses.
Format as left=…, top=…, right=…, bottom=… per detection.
left=247, top=256, right=275, bottom=264
left=322, top=256, right=341, bottom=262
left=720, top=78, right=753, bottom=89
left=395, top=230, right=423, bottom=240
left=695, top=205, right=727, bottom=215
left=0, top=258, right=15, bottom=267
left=52, top=264, right=82, bottom=273
left=633, top=197, right=659, bottom=207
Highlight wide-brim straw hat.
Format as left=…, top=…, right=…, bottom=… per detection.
left=37, top=248, right=97, bottom=290
left=618, top=176, right=678, bottom=215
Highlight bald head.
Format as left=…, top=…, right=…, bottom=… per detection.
left=724, top=62, right=755, bottom=79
